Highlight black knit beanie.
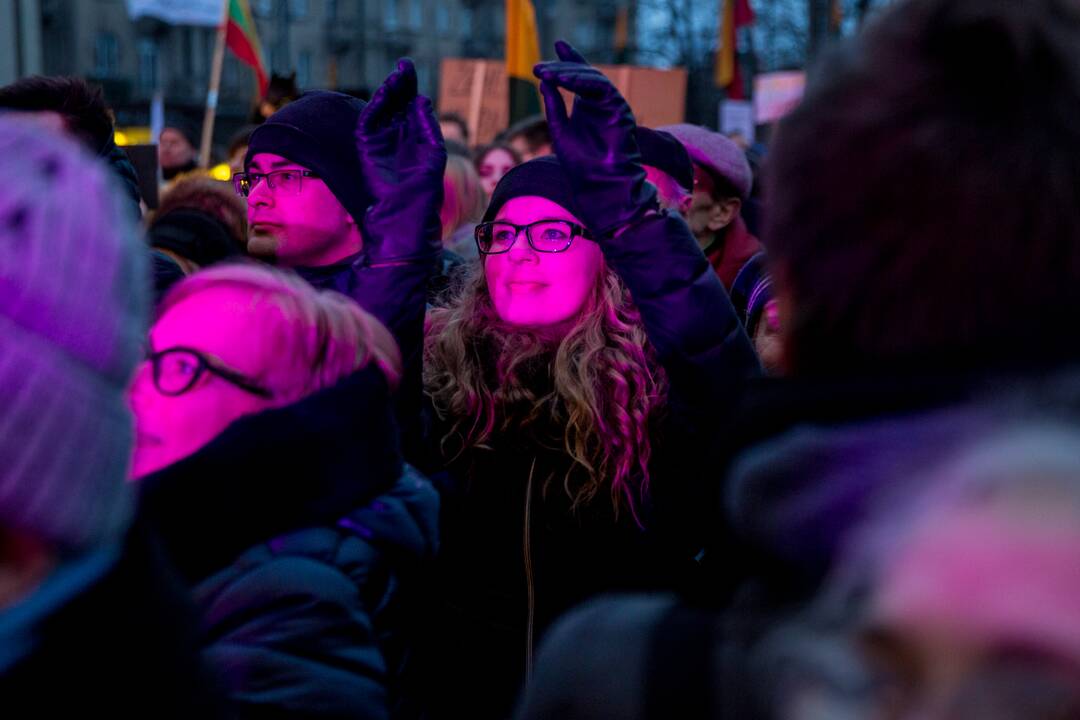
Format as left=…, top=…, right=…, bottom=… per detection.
left=245, top=90, right=373, bottom=225
left=482, top=155, right=578, bottom=223
left=635, top=127, right=694, bottom=191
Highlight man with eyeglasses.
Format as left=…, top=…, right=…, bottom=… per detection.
left=233, top=60, right=445, bottom=455
left=659, top=123, right=761, bottom=291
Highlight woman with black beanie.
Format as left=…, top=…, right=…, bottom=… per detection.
left=418, top=42, right=760, bottom=718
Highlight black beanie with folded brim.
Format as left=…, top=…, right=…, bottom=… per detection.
left=245, top=90, right=373, bottom=225
left=482, top=155, right=579, bottom=223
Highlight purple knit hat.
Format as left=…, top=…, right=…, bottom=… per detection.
left=0, top=116, right=148, bottom=550
left=658, top=123, right=753, bottom=199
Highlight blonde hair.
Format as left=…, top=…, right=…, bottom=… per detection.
left=425, top=262, right=667, bottom=524
left=160, top=262, right=402, bottom=405
left=440, top=154, right=487, bottom=243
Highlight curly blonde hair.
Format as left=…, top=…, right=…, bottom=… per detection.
left=424, top=261, right=667, bottom=523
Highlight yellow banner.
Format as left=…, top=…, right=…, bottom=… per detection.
left=506, top=0, right=541, bottom=84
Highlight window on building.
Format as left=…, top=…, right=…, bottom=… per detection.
left=385, top=0, right=399, bottom=29
left=252, top=0, right=272, bottom=17
left=182, top=27, right=195, bottom=75
left=461, top=6, right=472, bottom=35
left=574, top=22, right=594, bottom=50
left=271, top=45, right=289, bottom=75
left=289, top=0, right=308, bottom=19
left=436, top=3, right=450, bottom=33
left=416, top=64, right=431, bottom=95
left=327, top=0, right=337, bottom=19
left=136, top=38, right=159, bottom=93
left=408, top=0, right=422, bottom=29
left=298, top=50, right=312, bottom=87
left=94, top=32, right=120, bottom=78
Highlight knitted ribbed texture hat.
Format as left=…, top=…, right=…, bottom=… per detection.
left=482, top=155, right=578, bottom=223
left=245, top=90, right=373, bottom=225
left=0, top=116, right=148, bottom=550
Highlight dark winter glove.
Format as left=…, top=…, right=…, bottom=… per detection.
left=533, top=41, right=658, bottom=239
left=355, top=58, right=446, bottom=265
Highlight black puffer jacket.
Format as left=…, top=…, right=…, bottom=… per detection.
left=421, top=211, right=760, bottom=719
left=139, top=367, right=439, bottom=719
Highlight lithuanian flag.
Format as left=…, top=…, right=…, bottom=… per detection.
left=506, top=0, right=541, bottom=124
left=225, top=0, right=268, bottom=96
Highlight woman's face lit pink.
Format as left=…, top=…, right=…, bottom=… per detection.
left=478, top=148, right=517, bottom=197
left=129, top=287, right=279, bottom=478
left=484, top=196, right=603, bottom=327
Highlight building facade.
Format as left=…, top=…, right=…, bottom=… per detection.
left=30, top=0, right=633, bottom=155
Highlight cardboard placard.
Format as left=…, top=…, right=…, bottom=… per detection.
left=439, top=59, right=687, bottom=146
left=438, top=59, right=508, bottom=147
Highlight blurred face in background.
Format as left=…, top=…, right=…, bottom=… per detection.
left=477, top=147, right=518, bottom=197
left=483, top=196, right=602, bottom=328
left=158, top=127, right=196, bottom=171
left=440, top=120, right=467, bottom=145
left=686, top=163, right=741, bottom=249
left=858, top=505, right=1080, bottom=719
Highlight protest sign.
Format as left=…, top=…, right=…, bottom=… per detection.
left=753, top=71, right=806, bottom=124
left=439, top=59, right=687, bottom=146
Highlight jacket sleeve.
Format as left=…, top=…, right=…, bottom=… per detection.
left=100, top=137, right=144, bottom=221
left=198, top=555, right=390, bottom=720
left=341, top=257, right=435, bottom=464
left=598, top=212, right=760, bottom=550
left=598, top=212, right=760, bottom=426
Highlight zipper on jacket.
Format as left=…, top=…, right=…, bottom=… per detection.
left=523, top=456, right=538, bottom=684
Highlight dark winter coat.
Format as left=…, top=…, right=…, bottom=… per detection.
left=138, top=366, right=439, bottom=719
left=296, top=249, right=462, bottom=462
left=513, top=375, right=1052, bottom=720
left=0, top=514, right=227, bottom=718
left=421, top=211, right=761, bottom=719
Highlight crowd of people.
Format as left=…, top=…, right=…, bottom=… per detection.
left=2, top=0, right=1080, bottom=717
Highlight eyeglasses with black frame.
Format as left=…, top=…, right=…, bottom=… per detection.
left=232, top=169, right=319, bottom=198
left=146, top=346, right=274, bottom=398
left=474, top=219, right=593, bottom=255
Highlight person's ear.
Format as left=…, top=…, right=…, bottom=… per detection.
left=678, top=192, right=693, bottom=215
left=706, top=197, right=741, bottom=232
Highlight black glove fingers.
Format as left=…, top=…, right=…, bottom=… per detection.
left=359, top=59, right=418, bottom=134
left=539, top=80, right=570, bottom=137
left=410, top=96, right=445, bottom=151
left=553, top=39, right=588, bottom=64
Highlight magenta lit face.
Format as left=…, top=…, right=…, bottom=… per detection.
left=484, top=196, right=603, bottom=328
left=478, top=148, right=518, bottom=197
left=246, top=152, right=362, bottom=268
left=129, top=287, right=280, bottom=478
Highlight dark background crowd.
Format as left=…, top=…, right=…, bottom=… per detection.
left=3, top=0, right=1080, bottom=719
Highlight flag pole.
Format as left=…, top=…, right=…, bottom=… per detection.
left=199, top=4, right=229, bottom=169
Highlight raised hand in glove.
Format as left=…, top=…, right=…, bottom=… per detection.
left=355, top=58, right=446, bottom=265
left=533, top=41, right=658, bottom=239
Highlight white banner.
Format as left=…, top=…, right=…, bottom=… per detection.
left=126, top=0, right=224, bottom=27
left=719, top=100, right=755, bottom=144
